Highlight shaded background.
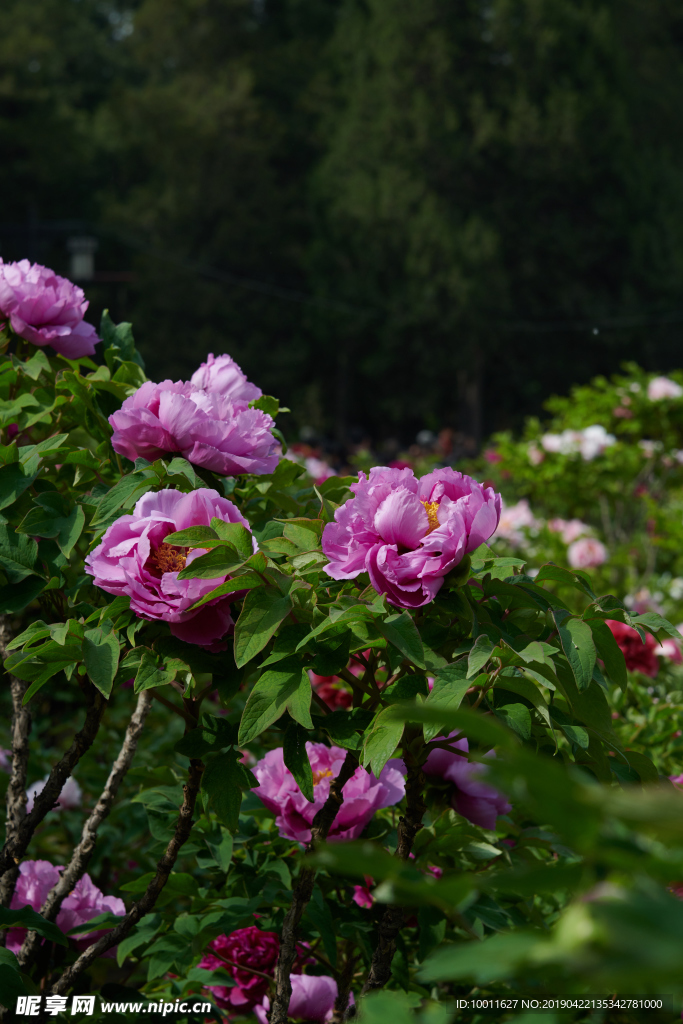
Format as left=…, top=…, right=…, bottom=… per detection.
left=3, top=0, right=683, bottom=453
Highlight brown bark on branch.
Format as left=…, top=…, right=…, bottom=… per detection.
left=0, top=615, right=32, bottom=913
left=50, top=757, right=204, bottom=995
left=18, top=690, right=153, bottom=970
left=0, top=682, right=107, bottom=880
left=330, top=941, right=358, bottom=1023
left=360, top=758, right=426, bottom=997
left=269, top=750, right=359, bottom=1024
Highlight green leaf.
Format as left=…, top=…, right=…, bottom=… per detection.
left=548, top=705, right=589, bottom=748
left=174, top=716, right=238, bottom=758
left=376, top=611, right=425, bottom=669
left=134, top=650, right=177, bottom=692
left=322, top=708, right=374, bottom=750
left=249, top=394, right=279, bottom=417
left=0, top=523, right=38, bottom=582
left=238, top=658, right=307, bottom=743
left=83, top=627, right=119, bottom=698
left=554, top=612, right=596, bottom=691
left=16, top=494, right=85, bottom=557
left=496, top=673, right=552, bottom=730
left=91, top=471, right=156, bottom=526
left=177, top=545, right=244, bottom=579
left=283, top=721, right=315, bottom=802
left=424, top=663, right=471, bottom=741
left=234, top=588, right=293, bottom=668
left=163, top=525, right=219, bottom=547
left=202, top=751, right=250, bottom=831
left=362, top=707, right=404, bottom=776
left=631, top=612, right=682, bottom=641
left=468, top=635, right=494, bottom=678
left=585, top=617, right=627, bottom=689
left=287, top=672, right=313, bottom=729
left=0, top=576, right=45, bottom=615
left=210, top=519, right=255, bottom=559
left=494, top=703, right=531, bottom=740
left=535, top=562, right=596, bottom=598
left=204, top=827, right=234, bottom=871
left=165, top=457, right=198, bottom=488
left=0, top=906, right=67, bottom=946
left=305, top=888, right=337, bottom=967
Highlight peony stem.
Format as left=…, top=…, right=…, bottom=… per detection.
left=49, top=756, right=205, bottom=995
left=330, top=941, right=358, bottom=1023
left=0, top=680, right=107, bottom=883
left=17, top=690, right=153, bottom=971
left=269, top=750, right=358, bottom=1024
left=0, top=617, right=32, bottom=917
left=358, top=741, right=426, bottom=999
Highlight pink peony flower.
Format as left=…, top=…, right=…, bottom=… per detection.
left=495, top=499, right=538, bottom=548
left=199, top=926, right=279, bottom=1011
left=647, top=376, right=683, bottom=401
left=322, top=467, right=500, bottom=608
left=26, top=774, right=82, bottom=813
left=7, top=860, right=124, bottom=954
left=670, top=774, right=683, bottom=786
left=305, top=457, right=336, bottom=484
left=255, top=975, right=342, bottom=1024
left=606, top=620, right=659, bottom=677
left=190, top=352, right=262, bottom=402
left=0, top=260, right=100, bottom=358
left=109, top=379, right=279, bottom=476
left=547, top=518, right=590, bottom=545
left=527, top=444, right=544, bottom=466
left=85, top=488, right=252, bottom=647
left=252, top=743, right=405, bottom=843
left=567, top=536, right=607, bottom=569
left=423, top=735, right=511, bottom=830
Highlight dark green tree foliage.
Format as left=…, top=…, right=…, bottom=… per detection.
left=310, top=0, right=683, bottom=439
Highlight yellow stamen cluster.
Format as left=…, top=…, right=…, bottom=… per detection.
left=421, top=500, right=440, bottom=534
left=148, top=545, right=187, bottom=575
left=312, top=768, right=334, bottom=787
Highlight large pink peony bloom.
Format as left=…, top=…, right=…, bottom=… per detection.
left=109, top=379, right=279, bottom=476
left=322, top=467, right=500, bottom=608
left=0, top=260, right=100, bottom=358
left=85, top=488, right=252, bottom=647
left=199, top=926, right=279, bottom=1011
left=252, top=743, right=405, bottom=843
left=255, top=975, right=342, bottom=1024
left=423, top=736, right=511, bottom=830
left=7, top=859, right=124, bottom=954
left=190, top=352, right=261, bottom=402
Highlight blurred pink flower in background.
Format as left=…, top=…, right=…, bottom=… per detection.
left=0, top=749, right=11, bottom=772
left=567, top=536, right=607, bottom=569
left=7, top=860, right=124, bottom=954
left=527, top=444, right=544, bottom=466
left=607, top=620, right=659, bottom=677
left=305, top=457, right=336, bottom=484
left=422, top=735, right=511, bottom=830
left=495, top=499, right=538, bottom=548
left=659, top=638, right=683, bottom=664
left=190, top=352, right=262, bottom=402
left=322, top=466, right=500, bottom=608
left=548, top=518, right=591, bottom=545
left=255, top=975, right=342, bottom=1023
left=647, top=376, right=683, bottom=401
left=0, top=259, right=100, bottom=358
left=352, top=876, right=375, bottom=909
left=25, top=774, right=82, bottom=813
left=308, top=671, right=352, bottom=710
left=86, top=488, right=252, bottom=647
left=109, top=379, right=279, bottom=476
left=252, top=743, right=405, bottom=843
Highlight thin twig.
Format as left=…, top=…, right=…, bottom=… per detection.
left=269, top=751, right=359, bottom=1024
left=18, top=691, right=153, bottom=970
left=360, top=746, right=426, bottom=996
left=0, top=617, right=32, bottom=913
left=330, top=941, right=358, bottom=1022
left=0, top=681, right=106, bottom=880
left=50, top=757, right=204, bottom=994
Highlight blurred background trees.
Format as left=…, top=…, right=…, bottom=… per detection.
left=3, top=0, right=683, bottom=448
